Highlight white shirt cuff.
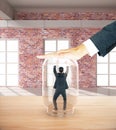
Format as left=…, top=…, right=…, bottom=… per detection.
left=83, top=39, right=99, bottom=57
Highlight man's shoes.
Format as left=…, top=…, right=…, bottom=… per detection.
left=52, top=108, right=58, bottom=114
left=63, top=109, right=67, bottom=114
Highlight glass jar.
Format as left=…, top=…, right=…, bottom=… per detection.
left=42, top=58, right=79, bottom=117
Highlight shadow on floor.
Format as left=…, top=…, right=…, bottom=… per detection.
left=0, top=86, right=116, bottom=96
left=23, top=87, right=42, bottom=96
left=80, top=87, right=116, bottom=96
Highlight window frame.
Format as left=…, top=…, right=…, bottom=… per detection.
left=0, top=39, right=19, bottom=86
left=97, top=47, right=116, bottom=86
left=44, top=39, right=70, bottom=54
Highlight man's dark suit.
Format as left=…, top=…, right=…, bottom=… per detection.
left=53, top=66, right=68, bottom=110
left=90, top=21, right=116, bottom=56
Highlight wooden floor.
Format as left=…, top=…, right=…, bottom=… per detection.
left=0, top=96, right=116, bottom=130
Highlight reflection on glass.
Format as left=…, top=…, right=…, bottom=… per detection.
left=42, top=58, right=78, bottom=117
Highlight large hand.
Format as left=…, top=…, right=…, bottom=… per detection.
left=37, top=44, right=88, bottom=60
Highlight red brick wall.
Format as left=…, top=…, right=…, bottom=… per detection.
left=15, top=11, right=116, bottom=20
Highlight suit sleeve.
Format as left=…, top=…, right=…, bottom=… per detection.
left=53, top=66, right=57, bottom=76
left=90, top=21, right=116, bottom=56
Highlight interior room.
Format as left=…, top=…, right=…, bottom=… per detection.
left=0, top=0, right=116, bottom=130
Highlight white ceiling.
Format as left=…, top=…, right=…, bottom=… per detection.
left=6, top=0, right=116, bottom=9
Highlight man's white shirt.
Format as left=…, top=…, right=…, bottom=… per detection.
left=83, top=39, right=99, bottom=57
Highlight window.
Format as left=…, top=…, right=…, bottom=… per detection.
left=0, top=39, right=19, bottom=86
left=44, top=39, right=69, bottom=87
left=97, top=47, right=116, bottom=86
left=44, top=39, right=69, bottom=54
